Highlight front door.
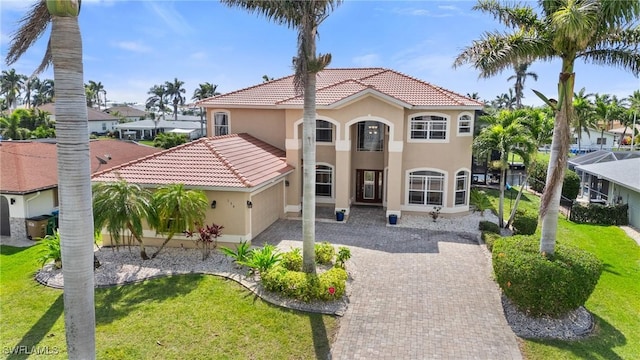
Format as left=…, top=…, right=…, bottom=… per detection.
left=356, top=169, right=383, bottom=203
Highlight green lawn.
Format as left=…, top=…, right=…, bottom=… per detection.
left=482, top=188, right=640, bottom=359
left=0, top=245, right=337, bottom=359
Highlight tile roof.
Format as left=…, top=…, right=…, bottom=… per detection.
left=37, top=103, right=119, bottom=121
left=105, top=105, right=147, bottom=117
left=0, top=140, right=161, bottom=194
left=569, top=150, right=640, bottom=167
left=92, top=134, right=293, bottom=189
left=198, top=68, right=483, bottom=108
left=577, top=158, right=640, bottom=191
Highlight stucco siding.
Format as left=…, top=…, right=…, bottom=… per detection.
left=250, top=182, right=284, bottom=238
left=216, top=108, right=286, bottom=149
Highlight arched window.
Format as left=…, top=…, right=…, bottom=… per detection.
left=455, top=170, right=469, bottom=206
left=410, top=114, right=447, bottom=140
left=458, top=114, right=472, bottom=135
left=408, top=170, right=444, bottom=206
left=316, top=165, right=333, bottom=197
left=213, top=112, right=229, bottom=136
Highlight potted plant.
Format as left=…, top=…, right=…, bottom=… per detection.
left=388, top=214, right=398, bottom=225
left=336, top=209, right=346, bottom=222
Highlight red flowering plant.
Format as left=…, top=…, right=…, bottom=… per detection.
left=185, top=223, right=224, bottom=260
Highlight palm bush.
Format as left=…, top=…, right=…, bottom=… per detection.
left=240, top=244, right=282, bottom=274
left=220, top=241, right=252, bottom=264
left=38, top=230, right=62, bottom=269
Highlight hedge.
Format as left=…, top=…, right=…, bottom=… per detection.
left=570, top=203, right=629, bottom=226
left=529, top=161, right=580, bottom=201
left=512, top=209, right=538, bottom=235
left=261, top=266, right=348, bottom=302
left=492, top=236, right=602, bottom=317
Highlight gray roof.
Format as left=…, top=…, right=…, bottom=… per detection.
left=569, top=150, right=640, bottom=168
left=114, top=119, right=202, bottom=130
left=576, top=158, right=640, bottom=191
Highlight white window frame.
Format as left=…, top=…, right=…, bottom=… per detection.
left=213, top=111, right=230, bottom=136
left=315, top=163, right=334, bottom=199
left=454, top=170, right=469, bottom=206
left=357, top=121, right=384, bottom=152
left=406, top=169, right=446, bottom=206
left=408, top=113, right=450, bottom=143
left=457, top=113, right=473, bottom=136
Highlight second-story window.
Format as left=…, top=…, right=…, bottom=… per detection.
left=458, top=114, right=472, bottom=135
left=317, top=120, right=333, bottom=142
left=357, top=121, right=384, bottom=151
left=214, top=112, right=229, bottom=136
left=410, top=115, right=447, bottom=140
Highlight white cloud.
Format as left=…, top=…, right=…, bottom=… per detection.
left=112, top=41, right=152, bottom=53
left=352, top=53, right=381, bottom=67
left=190, top=51, right=207, bottom=61
left=144, top=2, right=194, bottom=36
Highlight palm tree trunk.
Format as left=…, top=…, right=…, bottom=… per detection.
left=506, top=172, right=531, bottom=228
left=302, top=69, right=317, bottom=274
left=151, top=233, right=174, bottom=259
left=127, top=223, right=149, bottom=260
left=498, top=164, right=506, bottom=228
left=51, top=15, right=96, bottom=359
left=540, top=60, right=574, bottom=256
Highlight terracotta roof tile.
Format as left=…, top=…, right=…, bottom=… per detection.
left=199, top=67, right=483, bottom=108
left=0, top=140, right=161, bottom=194
left=92, top=134, right=293, bottom=189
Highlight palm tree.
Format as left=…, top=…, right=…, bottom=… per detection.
left=93, top=179, right=152, bottom=260
left=0, top=112, right=31, bottom=139
left=0, top=69, right=25, bottom=110
left=147, top=183, right=209, bottom=259
left=146, top=84, right=167, bottom=121
left=165, top=78, right=186, bottom=121
left=6, top=1, right=96, bottom=358
left=192, top=82, right=219, bottom=135
left=87, top=80, right=105, bottom=110
left=23, top=76, right=39, bottom=109
left=473, top=109, right=535, bottom=228
left=572, top=88, right=596, bottom=152
left=34, top=78, right=55, bottom=105
left=507, top=62, right=538, bottom=109
left=454, top=0, right=640, bottom=255
left=223, top=0, right=342, bottom=273
left=84, top=83, right=96, bottom=108
left=492, top=89, right=517, bottom=110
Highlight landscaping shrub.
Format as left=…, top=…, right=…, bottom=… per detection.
left=262, top=265, right=348, bottom=302
left=570, top=203, right=629, bottom=226
left=335, top=247, right=351, bottom=269
left=529, top=160, right=580, bottom=201
left=38, top=230, right=62, bottom=269
left=240, top=244, right=282, bottom=274
left=481, top=232, right=502, bottom=252
left=281, top=248, right=303, bottom=271
left=470, top=189, right=492, bottom=215
left=492, top=236, right=602, bottom=317
left=220, top=241, right=252, bottom=263
left=512, top=209, right=538, bottom=235
left=479, top=220, right=501, bottom=234
left=315, top=242, right=335, bottom=265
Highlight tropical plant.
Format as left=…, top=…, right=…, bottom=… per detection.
left=240, top=244, right=283, bottom=274
left=185, top=223, right=224, bottom=260
left=87, top=80, right=106, bottom=110
left=0, top=112, right=31, bottom=140
left=92, top=179, right=153, bottom=260
left=220, top=241, right=252, bottom=263
left=165, top=78, right=186, bottom=121
left=223, top=0, right=342, bottom=274
left=473, top=109, right=536, bottom=227
left=192, top=82, right=219, bottom=124
left=507, top=62, right=538, bottom=108
left=281, top=247, right=303, bottom=271
left=148, top=183, right=209, bottom=259
left=454, top=0, right=640, bottom=255
left=335, top=246, right=351, bottom=269
left=33, top=78, right=54, bottom=106
left=146, top=84, right=167, bottom=120
left=491, top=89, right=517, bottom=110
left=38, top=230, right=62, bottom=269
left=23, top=75, right=38, bottom=109
left=0, top=68, right=25, bottom=110
left=470, top=189, right=492, bottom=216
left=572, top=88, right=596, bottom=152
left=153, top=132, right=188, bottom=149
left=6, top=0, right=97, bottom=356
left=314, top=241, right=335, bottom=265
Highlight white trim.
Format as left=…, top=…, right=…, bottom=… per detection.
left=335, top=140, right=351, bottom=151
left=316, top=162, right=335, bottom=200
left=406, top=112, right=450, bottom=144
left=404, top=167, right=448, bottom=208
left=345, top=115, right=395, bottom=145
left=285, top=138, right=301, bottom=150
left=453, top=168, right=471, bottom=207
left=386, top=210, right=401, bottom=218
left=456, top=112, right=474, bottom=137
left=388, top=140, right=403, bottom=153
left=285, top=204, right=301, bottom=213
left=212, top=110, right=231, bottom=136
left=293, top=115, right=341, bottom=142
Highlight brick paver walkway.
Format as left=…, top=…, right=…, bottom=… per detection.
left=253, top=206, right=522, bottom=360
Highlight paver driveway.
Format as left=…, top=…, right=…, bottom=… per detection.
left=253, top=206, right=522, bottom=359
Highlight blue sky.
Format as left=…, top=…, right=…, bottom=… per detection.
left=1, top=0, right=638, bottom=106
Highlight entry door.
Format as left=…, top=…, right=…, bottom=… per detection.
left=356, top=170, right=383, bottom=203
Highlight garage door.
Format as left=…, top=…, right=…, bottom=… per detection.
left=250, top=182, right=284, bottom=238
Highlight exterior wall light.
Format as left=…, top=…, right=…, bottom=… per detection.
left=246, top=201, right=253, bottom=209
left=211, top=200, right=217, bottom=209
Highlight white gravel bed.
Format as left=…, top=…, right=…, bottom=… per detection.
left=35, top=245, right=349, bottom=316
left=395, top=210, right=500, bottom=235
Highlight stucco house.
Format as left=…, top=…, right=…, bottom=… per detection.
left=114, top=119, right=204, bottom=140
left=0, top=140, right=160, bottom=240
left=105, top=105, right=148, bottom=122
left=92, top=134, right=293, bottom=247
left=571, top=127, right=617, bottom=152
left=37, top=103, right=120, bottom=135
left=198, top=67, right=483, bottom=221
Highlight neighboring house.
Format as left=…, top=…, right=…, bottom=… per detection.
left=574, top=157, right=640, bottom=229
left=92, top=134, right=293, bottom=247
left=571, top=127, right=617, bottom=152
left=37, top=103, right=120, bottom=135
left=198, top=67, right=483, bottom=221
left=0, top=140, right=160, bottom=239
left=114, top=119, right=204, bottom=140
left=105, top=105, right=148, bottom=122
left=609, top=124, right=640, bottom=148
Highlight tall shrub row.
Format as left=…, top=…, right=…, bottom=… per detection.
left=570, top=203, right=629, bottom=226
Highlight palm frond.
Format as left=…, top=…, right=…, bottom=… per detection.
left=579, top=48, right=640, bottom=76
left=6, top=1, right=51, bottom=67
left=474, top=0, right=540, bottom=30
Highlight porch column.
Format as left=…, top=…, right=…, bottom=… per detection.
left=386, top=140, right=403, bottom=218
left=285, top=138, right=302, bottom=214
left=335, top=140, right=351, bottom=212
